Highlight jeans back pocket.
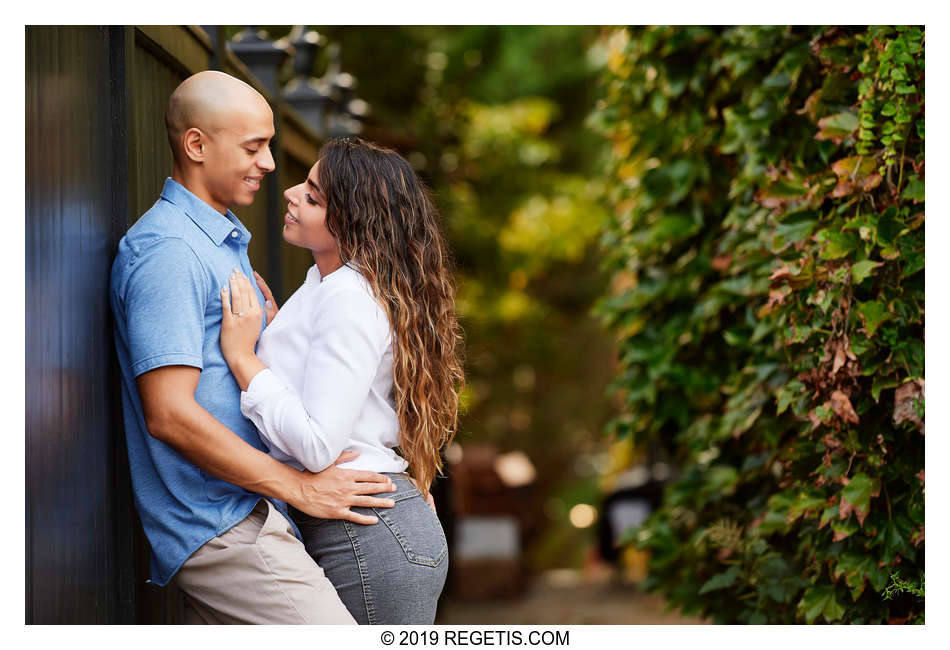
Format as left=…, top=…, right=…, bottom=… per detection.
left=373, top=490, right=447, bottom=567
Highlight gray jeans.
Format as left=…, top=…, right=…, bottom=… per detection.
left=290, top=473, right=449, bottom=624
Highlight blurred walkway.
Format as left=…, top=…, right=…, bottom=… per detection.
left=437, top=569, right=709, bottom=625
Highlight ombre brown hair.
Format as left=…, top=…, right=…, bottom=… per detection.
left=317, top=137, right=464, bottom=495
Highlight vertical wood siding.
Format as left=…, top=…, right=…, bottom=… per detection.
left=25, top=25, right=135, bottom=624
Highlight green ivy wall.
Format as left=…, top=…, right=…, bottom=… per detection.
left=591, top=26, right=924, bottom=624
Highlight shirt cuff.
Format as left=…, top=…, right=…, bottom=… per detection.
left=131, top=352, right=203, bottom=378
left=239, top=368, right=288, bottom=417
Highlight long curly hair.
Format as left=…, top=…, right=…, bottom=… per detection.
left=317, top=137, right=464, bottom=496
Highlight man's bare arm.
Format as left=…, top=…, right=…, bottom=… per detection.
left=136, top=365, right=395, bottom=524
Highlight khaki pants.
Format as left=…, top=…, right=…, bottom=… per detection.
left=174, top=499, right=356, bottom=624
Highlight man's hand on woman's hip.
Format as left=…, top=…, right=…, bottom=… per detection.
left=292, top=451, right=396, bottom=525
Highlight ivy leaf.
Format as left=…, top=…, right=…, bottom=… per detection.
left=819, top=504, right=839, bottom=529
left=889, top=67, right=907, bottom=82
left=876, top=207, right=902, bottom=247
left=698, top=565, right=741, bottom=594
left=775, top=380, right=804, bottom=414
left=756, top=180, right=808, bottom=209
left=901, top=176, right=924, bottom=203
left=788, top=490, right=827, bottom=521
left=799, top=585, right=846, bottom=623
left=831, top=517, right=859, bottom=541
left=840, top=473, right=881, bottom=527
left=871, top=374, right=902, bottom=402
left=816, top=112, right=859, bottom=142
left=851, top=260, right=881, bottom=284
left=815, top=229, right=859, bottom=259
left=830, top=156, right=882, bottom=197
left=771, top=213, right=818, bottom=251
left=858, top=299, right=893, bottom=336
left=878, top=516, right=910, bottom=563
left=835, top=554, right=877, bottom=600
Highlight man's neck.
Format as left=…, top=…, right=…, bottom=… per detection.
left=172, top=169, right=228, bottom=215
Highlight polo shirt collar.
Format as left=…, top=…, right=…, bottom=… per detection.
left=160, top=178, right=251, bottom=246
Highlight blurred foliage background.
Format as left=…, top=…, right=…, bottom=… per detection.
left=237, top=25, right=618, bottom=571
left=223, top=26, right=925, bottom=623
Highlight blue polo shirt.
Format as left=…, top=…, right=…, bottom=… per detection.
left=110, top=178, right=298, bottom=586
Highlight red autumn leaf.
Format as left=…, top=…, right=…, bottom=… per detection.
left=798, top=91, right=822, bottom=120
left=759, top=288, right=791, bottom=318
left=821, top=433, right=844, bottom=450
left=827, top=336, right=857, bottom=377
left=769, top=264, right=792, bottom=283
left=838, top=496, right=854, bottom=522
left=830, top=156, right=882, bottom=198
left=830, top=390, right=859, bottom=424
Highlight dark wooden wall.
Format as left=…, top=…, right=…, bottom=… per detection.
left=25, top=25, right=324, bottom=624
left=26, top=25, right=136, bottom=625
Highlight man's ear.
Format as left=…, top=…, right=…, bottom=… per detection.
left=182, top=127, right=206, bottom=163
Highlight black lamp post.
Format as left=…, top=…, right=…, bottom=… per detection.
left=229, top=26, right=290, bottom=97
left=282, top=26, right=332, bottom=136
left=319, top=44, right=369, bottom=137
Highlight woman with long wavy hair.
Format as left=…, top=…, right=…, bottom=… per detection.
left=218, top=137, right=464, bottom=624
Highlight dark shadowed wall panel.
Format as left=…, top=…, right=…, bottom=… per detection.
left=278, top=152, right=316, bottom=297
left=25, top=25, right=135, bottom=624
left=129, top=33, right=182, bottom=221
left=126, top=29, right=210, bottom=624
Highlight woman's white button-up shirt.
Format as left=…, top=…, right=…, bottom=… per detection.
left=240, top=263, right=408, bottom=474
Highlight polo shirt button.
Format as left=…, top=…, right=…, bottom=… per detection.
left=231, top=231, right=239, bottom=238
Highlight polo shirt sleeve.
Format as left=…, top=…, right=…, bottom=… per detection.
left=240, top=288, right=388, bottom=473
left=123, top=238, right=210, bottom=377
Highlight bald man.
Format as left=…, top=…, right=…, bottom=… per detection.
left=110, top=71, right=395, bottom=624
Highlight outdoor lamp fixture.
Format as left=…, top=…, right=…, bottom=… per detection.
left=319, top=43, right=366, bottom=137
left=326, top=72, right=371, bottom=137
left=282, top=26, right=332, bottom=136
left=345, top=96, right=371, bottom=133
left=229, top=26, right=291, bottom=97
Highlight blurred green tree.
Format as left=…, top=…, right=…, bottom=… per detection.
left=245, top=25, right=617, bottom=569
